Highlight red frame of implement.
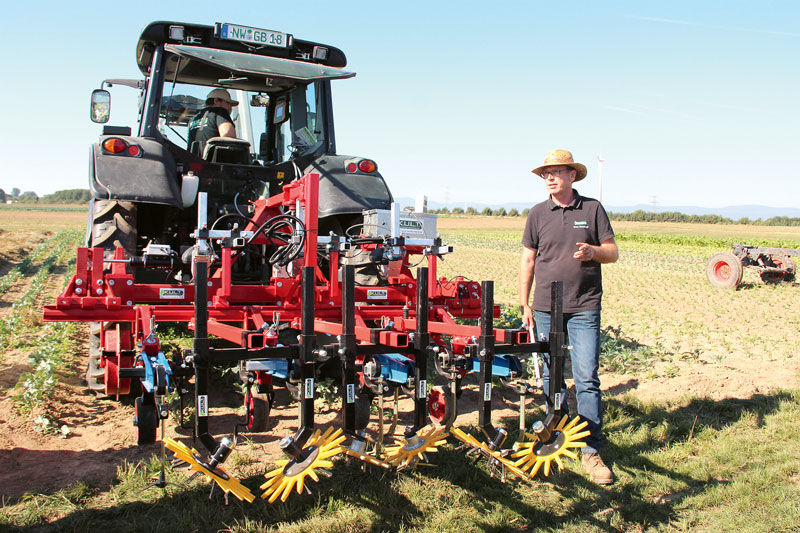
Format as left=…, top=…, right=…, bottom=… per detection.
left=43, top=173, right=521, bottom=355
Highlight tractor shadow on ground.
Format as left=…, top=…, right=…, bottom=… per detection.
left=9, top=391, right=795, bottom=531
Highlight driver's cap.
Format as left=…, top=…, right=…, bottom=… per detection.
left=207, top=88, right=239, bottom=106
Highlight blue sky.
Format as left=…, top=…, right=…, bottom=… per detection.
left=1, top=1, right=798, bottom=211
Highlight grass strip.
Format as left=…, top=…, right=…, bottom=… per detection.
left=0, top=390, right=796, bottom=531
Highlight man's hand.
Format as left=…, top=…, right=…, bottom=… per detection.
left=574, top=242, right=595, bottom=261
left=574, top=239, right=619, bottom=263
left=521, top=304, right=534, bottom=328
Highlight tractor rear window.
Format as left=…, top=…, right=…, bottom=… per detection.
left=158, top=83, right=267, bottom=161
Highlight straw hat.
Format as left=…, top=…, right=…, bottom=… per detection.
left=531, top=149, right=587, bottom=182
left=207, top=88, right=239, bottom=106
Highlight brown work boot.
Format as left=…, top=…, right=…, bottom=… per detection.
left=581, top=452, right=614, bottom=485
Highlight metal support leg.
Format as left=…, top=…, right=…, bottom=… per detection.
left=340, top=265, right=357, bottom=435
left=478, top=280, right=499, bottom=444
left=193, top=258, right=217, bottom=452
left=544, top=280, right=566, bottom=429
left=409, top=267, right=430, bottom=437
left=294, top=265, right=316, bottom=447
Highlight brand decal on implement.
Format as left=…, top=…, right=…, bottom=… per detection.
left=198, top=395, right=208, bottom=417
left=399, top=219, right=424, bottom=233
left=573, top=220, right=589, bottom=228
left=159, top=288, right=185, bottom=300
left=367, top=289, right=388, bottom=300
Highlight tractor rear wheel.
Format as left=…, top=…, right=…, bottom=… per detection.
left=91, top=200, right=137, bottom=261
left=706, top=252, right=743, bottom=289
left=760, top=256, right=796, bottom=284
left=87, top=200, right=137, bottom=395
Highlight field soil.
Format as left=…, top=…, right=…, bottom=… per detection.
left=1, top=212, right=799, bottom=504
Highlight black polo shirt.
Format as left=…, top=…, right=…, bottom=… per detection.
left=522, top=190, right=615, bottom=313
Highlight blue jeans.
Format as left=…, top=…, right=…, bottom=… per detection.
left=534, top=309, right=603, bottom=453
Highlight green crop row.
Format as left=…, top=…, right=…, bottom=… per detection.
left=0, top=234, right=65, bottom=296
left=0, top=230, right=81, bottom=352
left=616, top=232, right=800, bottom=249
left=13, top=322, right=82, bottom=414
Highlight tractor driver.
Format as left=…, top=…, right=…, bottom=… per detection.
left=187, top=88, right=239, bottom=157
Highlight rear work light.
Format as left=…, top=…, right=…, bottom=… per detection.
left=103, top=138, right=126, bottom=153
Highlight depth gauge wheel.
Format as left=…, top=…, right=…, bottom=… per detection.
left=706, top=252, right=743, bottom=289
left=134, top=396, right=157, bottom=445
left=244, top=389, right=272, bottom=433
left=428, top=386, right=454, bottom=425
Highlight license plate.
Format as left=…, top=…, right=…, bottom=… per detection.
left=218, top=23, right=288, bottom=48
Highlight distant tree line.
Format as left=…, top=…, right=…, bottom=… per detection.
left=429, top=207, right=530, bottom=217
left=606, top=209, right=800, bottom=227
left=426, top=206, right=799, bottom=226
left=0, top=188, right=92, bottom=205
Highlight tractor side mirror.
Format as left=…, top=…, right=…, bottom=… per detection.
left=90, top=89, right=111, bottom=123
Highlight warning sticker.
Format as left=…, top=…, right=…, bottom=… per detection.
left=366, top=289, right=388, bottom=300
left=483, top=383, right=492, bottom=401
left=419, top=379, right=427, bottom=399
left=159, top=288, right=185, bottom=300
left=346, top=384, right=355, bottom=404
left=304, top=378, right=315, bottom=399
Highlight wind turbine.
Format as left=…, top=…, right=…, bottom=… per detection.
left=597, top=154, right=606, bottom=202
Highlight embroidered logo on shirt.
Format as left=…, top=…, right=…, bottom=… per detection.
left=573, top=221, right=589, bottom=228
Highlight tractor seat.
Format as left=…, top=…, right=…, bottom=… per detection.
left=202, top=137, right=251, bottom=164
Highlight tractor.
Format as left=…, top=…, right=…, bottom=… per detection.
left=44, top=21, right=588, bottom=503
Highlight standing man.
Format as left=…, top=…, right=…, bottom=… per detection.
left=187, top=88, right=239, bottom=156
left=519, top=149, right=618, bottom=485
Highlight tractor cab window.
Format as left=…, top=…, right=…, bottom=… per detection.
left=273, top=82, right=321, bottom=164
left=157, top=82, right=268, bottom=163
left=157, top=79, right=323, bottom=166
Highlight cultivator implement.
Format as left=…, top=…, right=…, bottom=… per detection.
left=44, top=172, right=588, bottom=502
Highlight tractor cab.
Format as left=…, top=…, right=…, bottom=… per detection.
left=88, top=22, right=394, bottom=278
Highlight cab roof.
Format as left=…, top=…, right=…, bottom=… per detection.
left=136, top=21, right=354, bottom=91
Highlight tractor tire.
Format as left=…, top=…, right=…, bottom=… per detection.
left=86, top=201, right=137, bottom=395
left=706, top=252, right=743, bottom=289
left=134, top=395, right=158, bottom=445
left=760, top=256, right=796, bottom=284
left=91, top=199, right=137, bottom=261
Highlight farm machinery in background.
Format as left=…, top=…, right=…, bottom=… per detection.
left=706, top=244, right=797, bottom=289
left=43, top=21, right=589, bottom=502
